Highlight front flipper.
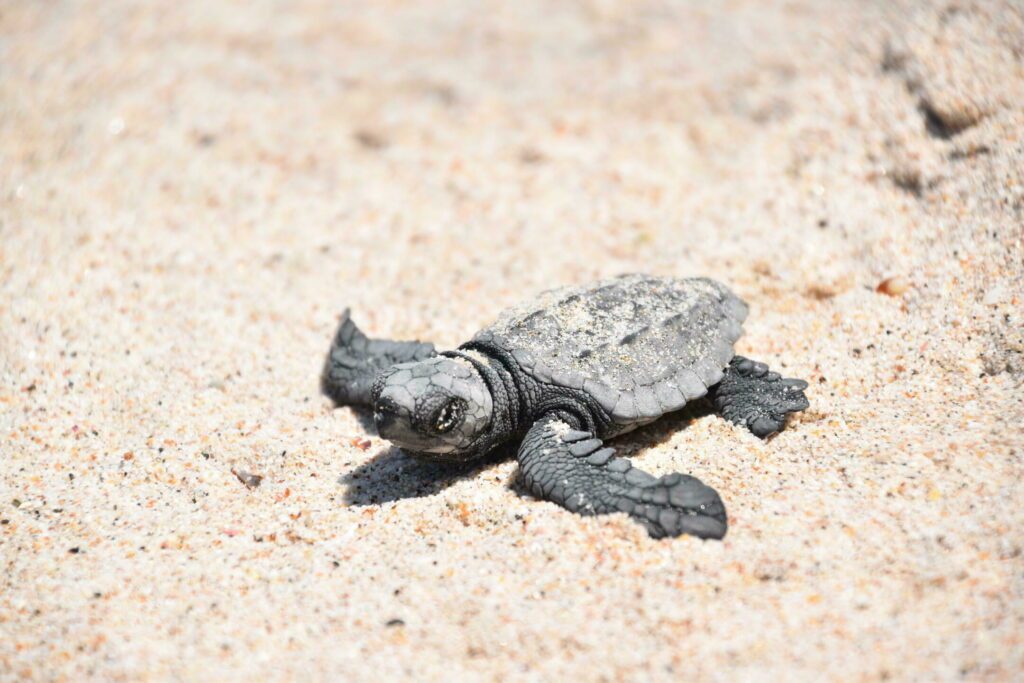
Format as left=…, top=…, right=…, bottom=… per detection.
left=517, top=416, right=727, bottom=539
left=321, top=309, right=436, bottom=407
left=709, top=356, right=810, bottom=438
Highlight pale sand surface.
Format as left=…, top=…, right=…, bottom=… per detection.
left=2, top=1, right=1023, bottom=680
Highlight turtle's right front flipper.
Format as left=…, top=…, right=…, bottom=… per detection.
left=516, top=416, right=728, bottom=539
left=321, top=309, right=436, bottom=407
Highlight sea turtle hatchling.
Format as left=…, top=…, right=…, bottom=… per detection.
left=322, top=274, right=809, bottom=539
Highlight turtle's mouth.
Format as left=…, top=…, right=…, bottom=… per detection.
left=377, top=423, right=456, bottom=455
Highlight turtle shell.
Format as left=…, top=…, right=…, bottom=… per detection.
left=467, top=274, right=748, bottom=425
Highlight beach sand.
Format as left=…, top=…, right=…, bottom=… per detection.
left=2, top=0, right=1022, bottom=680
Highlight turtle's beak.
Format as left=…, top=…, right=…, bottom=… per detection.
left=372, top=394, right=404, bottom=441
left=372, top=387, right=455, bottom=454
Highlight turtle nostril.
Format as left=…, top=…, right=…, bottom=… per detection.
left=373, top=401, right=397, bottom=430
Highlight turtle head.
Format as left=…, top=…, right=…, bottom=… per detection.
left=371, top=356, right=493, bottom=459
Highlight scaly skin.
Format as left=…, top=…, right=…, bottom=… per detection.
left=708, top=356, right=810, bottom=438
left=517, top=416, right=728, bottom=539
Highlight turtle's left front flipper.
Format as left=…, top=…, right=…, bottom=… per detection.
left=709, top=356, right=809, bottom=438
left=517, top=416, right=728, bottom=539
left=321, top=309, right=436, bottom=407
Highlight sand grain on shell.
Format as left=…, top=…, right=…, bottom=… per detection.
left=2, top=0, right=1023, bottom=681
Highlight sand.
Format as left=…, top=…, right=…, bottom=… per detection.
left=1, top=0, right=1022, bottom=680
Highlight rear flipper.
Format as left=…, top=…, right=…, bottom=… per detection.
left=709, top=356, right=809, bottom=438
left=321, top=310, right=436, bottom=407
left=517, top=416, right=728, bottom=540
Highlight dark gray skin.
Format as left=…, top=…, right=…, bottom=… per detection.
left=322, top=275, right=809, bottom=539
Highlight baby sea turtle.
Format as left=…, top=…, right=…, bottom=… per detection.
left=323, top=274, right=809, bottom=539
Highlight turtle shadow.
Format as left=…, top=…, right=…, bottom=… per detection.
left=340, top=402, right=713, bottom=506
left=611, top=400, right=715, bottom=454
left=339, top=444, right=514, bottom=506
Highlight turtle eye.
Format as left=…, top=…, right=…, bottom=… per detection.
left=433, top=399, right=464, bottom=433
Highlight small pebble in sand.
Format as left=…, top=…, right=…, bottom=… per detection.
left=519, top=147, right=547, bottom=164
left=353, top=129, right=388, bottom=150
left=876, top=276, right=910, bottom=297
left=232, top=469, right=263, bottom=489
